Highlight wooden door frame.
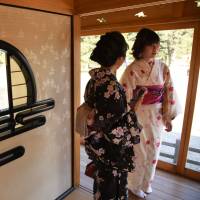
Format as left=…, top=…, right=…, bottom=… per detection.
left=73, top=15, right=81, bottom=187
left=140, top=21, right=200, bottom=182
left=115, top=21, right=200, bottom=182
left=176, top=21, right=200, bottom=182
left=78, top=20, right=200, bottom=182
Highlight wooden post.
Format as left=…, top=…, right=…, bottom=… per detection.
left=73, top=14, right=81, bottom=187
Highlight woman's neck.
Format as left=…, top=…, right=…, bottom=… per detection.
left=110, top=66, right=117, bottom=75
left=102, top=64, right=117, bottom=75
left=143, top=58, right=154, bottom=64
left=100, top=65, right=117, bottom=76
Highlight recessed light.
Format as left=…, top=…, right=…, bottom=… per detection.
left=135, top=11, right=147, bottom=18
left=96, top=18, right=106, bottom=23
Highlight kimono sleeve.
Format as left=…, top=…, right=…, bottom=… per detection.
left=120, top=65, right=137, bottom=104
left=84, top=79, right=95, bottom=107
left=162, top=64, right=181, bottom=123
left=94, top=79, right=141, bottom=145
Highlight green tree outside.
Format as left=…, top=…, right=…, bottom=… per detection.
left=81, top=29, right=193, bottom=70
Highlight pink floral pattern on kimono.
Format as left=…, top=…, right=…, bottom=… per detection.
left=120, top=59, right=180, bottom=192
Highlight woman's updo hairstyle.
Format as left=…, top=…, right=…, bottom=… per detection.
left=90, top=31, right=128, bottom=67
left=132, top=28, right=160, bottom=59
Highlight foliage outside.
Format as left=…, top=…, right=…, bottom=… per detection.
left=81, top=29, right=193, bottom=71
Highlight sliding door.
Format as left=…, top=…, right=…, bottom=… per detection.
left=0, top=5, right=73, bottom=199
left=156, top=25, right=200, bottom=181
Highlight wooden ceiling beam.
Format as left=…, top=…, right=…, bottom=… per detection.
left=75, top=0, right=186, bottom=16
left=0, top=0, right=73, bottom=15
left=80, top=0, right=200, bottom=35
left=81, top=16, right=199, bottom=35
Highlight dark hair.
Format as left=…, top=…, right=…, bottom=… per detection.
left=132, top=28, right=160, bottom=59
left=90, top=31, right=128, bottom=67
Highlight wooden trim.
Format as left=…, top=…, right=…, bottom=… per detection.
left=81, top=17, right=200, bottom=36
left=157, top=160, right=176, bottom=173
left=176, top=22, right=200, bottom=174
left=157, top=164, right=200, bottom=183
left=0, top=0, right=73, bottom=15
left=73, top=15, right=81, bottom=187
left=55, top=187, right=75, bottom=200
left=184, top=168, right=200, bottom=182
left=80, top=21, right=200, bottom=181
left=75, top=0, right=186, bottom=16
left=154, top=22, right=200, bottom=180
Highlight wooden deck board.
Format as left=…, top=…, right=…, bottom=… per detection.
left=80, top=145, right=200, bottom=200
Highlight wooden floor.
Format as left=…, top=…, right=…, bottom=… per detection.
left=80, top=145, right=200, bottom=200
left=64, top=188, right=92, bottom=200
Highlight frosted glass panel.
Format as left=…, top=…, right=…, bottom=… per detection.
left=0, top=50, right=8, bottom=110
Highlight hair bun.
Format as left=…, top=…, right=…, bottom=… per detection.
left=90, top=31, right=128, bottom=67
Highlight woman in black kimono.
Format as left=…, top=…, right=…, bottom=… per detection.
left=84, top=31, right=143, bottom=200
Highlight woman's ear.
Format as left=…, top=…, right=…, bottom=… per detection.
left=116, top=57, right=125, bottom=69
left=120, top=56, right=125, bottom=61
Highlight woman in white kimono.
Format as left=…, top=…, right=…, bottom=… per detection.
left=120, top=28, right=179, bottom=198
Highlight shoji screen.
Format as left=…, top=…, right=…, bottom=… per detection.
left=0, top=5, right=72, bottom=200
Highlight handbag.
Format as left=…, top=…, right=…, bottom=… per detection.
left=75, top=102, right=93, bottom=137
left=85, top=161, right=96, bottom=178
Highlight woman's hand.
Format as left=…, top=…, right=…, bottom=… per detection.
left=129, top=87, right=147, bottom=111
left=165, top=121, right=172, bottom=132
left=129, top=96, right=143, bottom=111
left=87, top=109, right=95, bottom=126
left=80, top=136, right=85, bottom=145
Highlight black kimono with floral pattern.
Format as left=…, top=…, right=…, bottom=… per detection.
left=84, top=68, right=142, bottom=200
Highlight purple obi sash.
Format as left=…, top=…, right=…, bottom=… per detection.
left=134, top=85, right=164, bottom=105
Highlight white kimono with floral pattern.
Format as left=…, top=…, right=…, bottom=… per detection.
left=120, top=59, right=179, bottom=192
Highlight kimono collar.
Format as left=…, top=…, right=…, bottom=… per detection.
left=134, top=58, right=155, bottom=67
left=89, top=67, right=115, bottom=80
left=133, top=59, right=156, bottom=75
